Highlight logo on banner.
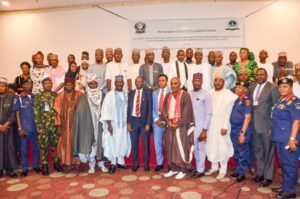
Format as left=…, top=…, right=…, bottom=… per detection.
left=226, top=20, right=240, bottom=31
left=135, top=22, right=146, bottom=34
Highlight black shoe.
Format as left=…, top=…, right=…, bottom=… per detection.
left=236, top=175, right=245, bottom=182
left=259, top=179, right=272, bottom=187
left=144, top=165, right=150, bottom=172
left=191, top=172, right=204, bottom=178
left=168, top=165, right=171, bottom=172
left=0, top=170, right=3, bottom=178
left=7, top=171, right=18, bottom=178
left=132, top=165, right=139, bottom=172
left=109, top=165, right=116, bottom=174
left=33, top=167, right=41, bottom=174
left=41, top=165, right=49, bottom=176
left=117, top=164, right=128, bottom=169
left=251, top=175, right=264, bottom=183
left=276, top=192, right=296, bottom=199
left=230, top=172, right=239, bottom=179
left=272, top=187, right=283, bottom=193
left=21, top=170, right=28, bottom=177
left=154, top=165, right=163, bottom=172
left=53, top=163, right=64, bottom=172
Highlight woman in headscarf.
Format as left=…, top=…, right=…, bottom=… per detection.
left=75, top=60, right=89, bottom=93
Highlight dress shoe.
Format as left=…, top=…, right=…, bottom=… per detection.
left=230, top=172, right=238, bottom=179
left=41, top=165, right=49, bottom=176
left=33, top=167, right=41, bottom=173
left=144, top=165, right=150, bottom=172
left=21, top=170, right=28, bottom=177
left=117, top=164, right=128, bottom=169
left=205, top=169, right=218, bottom=176
left=248, top=167, right=255, bottom=176
left=272, top=187, right=283, bottom=193
left=216, top=172, right=226, bottom=180
left=191, top=171, right=204, bottom=178
left=259, top=179, right=272, bottom=187
left=154, top=165, right=163, bottom=172
left=251, top=175, right=264, bottom=183
left=53, top=163, right=64, bottom=172
left=88, top=167, right=95, bottom=174
left=276, top=192, right=296, bottom=199
left=109, top=165, right=116, bottom=174
left=236, top=175, right=245, bottom=182
left=164, top=170, right=178, bottom=177
left=7, top=171, right=18, bottom=178
left=175, top=172, right=186, bottom=179
left=132, top=165, right=139, bottom=172
left=100, top=166, right=108, bottom=173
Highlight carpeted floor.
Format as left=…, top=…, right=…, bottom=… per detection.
left=0, top=166, right=298, bottom=199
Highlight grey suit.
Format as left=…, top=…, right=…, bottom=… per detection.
left=272, top=61, right=294, bottom=79
left=139, top=62, right=164, bottom=88
left=248, top=81, right=279, bottom=180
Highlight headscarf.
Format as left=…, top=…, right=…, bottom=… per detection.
left=65, top=62, right=78, bottom=79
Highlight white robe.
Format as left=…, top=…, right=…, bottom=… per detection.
left=100, top=91, right=131, bottom=161
left=206, top=88, right=237, bottom=162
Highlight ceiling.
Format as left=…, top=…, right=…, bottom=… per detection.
left=0, top=0, right=271, bottom=12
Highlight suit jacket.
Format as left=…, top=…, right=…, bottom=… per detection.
left=127, top=89, right=152, bottom=127
left=139, top=62, right=164, bottom=88
left=272, top=61, right=293, bottom=78
left=248, top=81, right=279, bottom=133
left=152, top=87, right=171, bottom=122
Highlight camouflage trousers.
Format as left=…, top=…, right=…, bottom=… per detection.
left=38, top=129, right=59, bottom=165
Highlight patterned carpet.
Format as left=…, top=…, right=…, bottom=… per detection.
left=1, top=167, right=298, bottom=199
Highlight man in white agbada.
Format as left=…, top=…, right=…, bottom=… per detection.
left=100, top=75, right=131, bottom=174
left=73, top=73, right=108, bottom=174
left=205, top=74, right=238, bottom=180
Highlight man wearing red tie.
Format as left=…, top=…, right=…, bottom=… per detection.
left=127, top=76, right=152, bottom=172
left=152, top=74, right=170, bottom=171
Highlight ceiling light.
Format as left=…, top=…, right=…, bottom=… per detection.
left=1, top=0, right=10, bottom=6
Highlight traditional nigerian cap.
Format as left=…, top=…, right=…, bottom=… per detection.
left=162, top=46, right=170, bottom=50
left=193, top=73, right=203, bottom=80
left=41, top=75, right=52, bottom=83
left=21, top=79, right=33, bottom=85
left=95, top=48, right=103, bottom=53
left=145, top=48, right=154, bottom=55
left=0, top=77, right=8, bottom=85
left=132, top=48, right=140, bottom=53
left=294, top=63, right=300, bottom=70
left=86, top=73, right=99, bottom=83
left=215, top=50, right=223, bottom=56
left=214, top=73, right=225, bottom=80
left=64, top=77, right=75, bottom=84
left=195, top=48, right=203, bottom=53
left=115, top=75, right=124, bottom=81
left=238, top=67, right=248, bottom=74
left=114, top=48, right=122, bottom=54
left=277, top=76, right=293, bottom=85
left=105, top=48, right=113, bottom=53
left=278, top=51, right=287, bottom=57
left=81, top=60, right=89, bottom=65
left=236, top=81, right=249, bottom=87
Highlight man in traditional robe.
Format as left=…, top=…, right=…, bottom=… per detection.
left=205, top=74, right=237, bottom=180
left=54, top=77, right=81, bottom=171
left=73, top=73, right=108, bottom=174
left=162, top=77, right=194, bottom=180
left=189, top=73, right=212, bottom=178
left=0, top=77, right=18, bottom=178
left=100, top=75, right=131, bottom=174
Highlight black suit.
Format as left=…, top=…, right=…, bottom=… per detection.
left=127, top=89, right=152, bottom=167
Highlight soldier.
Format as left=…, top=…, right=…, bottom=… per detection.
left=34, top=76, right=63, bottom=175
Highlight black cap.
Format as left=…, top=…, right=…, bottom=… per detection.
left=236, top=81, right=249, bottom=87
left=277, top=77, right=293, bottom=86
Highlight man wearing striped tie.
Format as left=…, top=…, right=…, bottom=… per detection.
left=127, top=76, right=152, bottom=172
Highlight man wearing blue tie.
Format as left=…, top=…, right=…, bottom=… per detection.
left=127, top=76, right=152, bottom=172
left=152, top=74, right=170, bottom=171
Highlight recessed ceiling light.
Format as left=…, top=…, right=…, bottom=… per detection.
left=1, top=0, right=10, bottom=6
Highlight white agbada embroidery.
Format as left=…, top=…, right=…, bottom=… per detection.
left=206, top=88, right=237, bottom=162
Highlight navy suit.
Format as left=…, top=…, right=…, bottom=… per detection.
left=127, top=89, right=152, bottom=167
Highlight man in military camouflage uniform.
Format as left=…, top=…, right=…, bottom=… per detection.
left=34, top=77, right=63, bottom=175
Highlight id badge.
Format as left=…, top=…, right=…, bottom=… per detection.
left=253, top=101, right=258, bottom=106
left=44, top=102, right=50, bottom=112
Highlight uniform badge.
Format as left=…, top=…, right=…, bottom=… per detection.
left=279, top=104, right=285, bottom=110
left=287, top=100, right=292, bottom=105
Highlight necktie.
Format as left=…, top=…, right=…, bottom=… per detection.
left=158, top=89, right=164, bottom=113
left=255, top=84, right=262, bottom=102
left=136, top=90, right=141, bottom=117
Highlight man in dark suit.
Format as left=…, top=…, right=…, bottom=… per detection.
left=248, top=68, right=279, bottom=187
left=272, top=52, right=293, bottom=82
left=127, top=76, right=152, bottom=172
left=139, top=49, right=164, bottom=91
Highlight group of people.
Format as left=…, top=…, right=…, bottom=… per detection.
left=0, top=46, right=299, bottom=199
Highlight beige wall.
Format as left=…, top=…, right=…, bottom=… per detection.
left=0, top=0, right=299, bottom=82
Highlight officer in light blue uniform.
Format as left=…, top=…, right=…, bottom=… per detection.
left=271, top=77, right=300, bottom=199
left=229, top=81, right=252, bottom=182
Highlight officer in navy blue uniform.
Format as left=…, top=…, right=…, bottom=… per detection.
left=271, top=77, right=300, bottom=199
left=229, top=81, right=252, bottom=182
